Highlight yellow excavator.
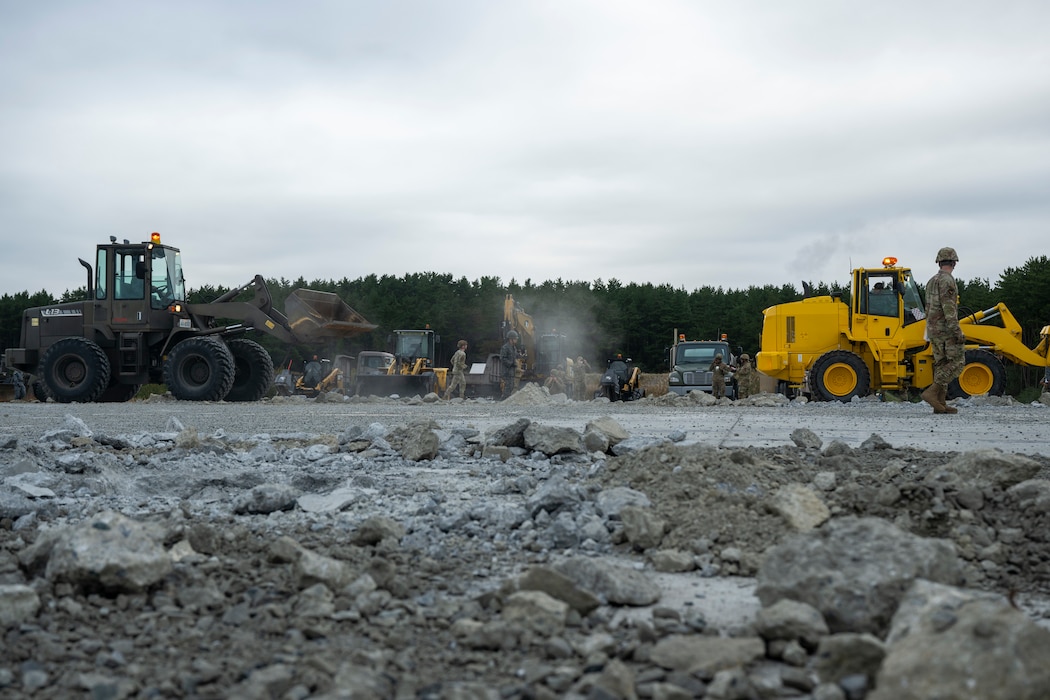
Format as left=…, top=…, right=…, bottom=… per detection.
left=501, top=294, right=569, bottom=382
left=756, top=256, right=1050, bottom=401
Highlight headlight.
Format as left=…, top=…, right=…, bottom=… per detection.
left=668, top=373, right=680, bottom=384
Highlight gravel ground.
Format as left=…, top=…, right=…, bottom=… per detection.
left=2, top=389, right=1050, bottom=698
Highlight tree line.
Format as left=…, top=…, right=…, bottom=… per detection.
left=2, top=256, right=1049, bottom=390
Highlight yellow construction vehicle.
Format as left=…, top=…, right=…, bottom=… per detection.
left=756, top=256, right=1050, bottom=401
left=354, top=328, right=447, bottom=397
left=501, top=294, right=568, bottom=382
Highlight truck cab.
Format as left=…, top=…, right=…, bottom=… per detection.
left=667, top=335, right=735, bottom=398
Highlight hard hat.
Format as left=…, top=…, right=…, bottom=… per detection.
left=507, top=330, right=519, bottom=340
left=935, top=247, right=959, bottom=263
left=740, top=353, right=750, bottom=361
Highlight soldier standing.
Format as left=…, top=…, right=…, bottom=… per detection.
left=12, top=368, right=26, bottom=400
left=444, top=339, right=469, bottom=400
left=922, top=247, right=964, bottom=414
left=303, top=354, right=323, bottom=388
left=735, top=354, right=754, bottom=400
left=573, top=355, right=592, bottom=401
left=710, top=354, right=728, bottom=399
left=499, top=331, right=519, bottom=400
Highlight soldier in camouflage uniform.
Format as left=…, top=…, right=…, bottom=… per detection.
left=573, top=355, right=592, bottom=401
left=922, top=247, right=964, bottom=414
left=710, top=354, right=728, bottom=399
left=443, top=339, right=469, bottom=400
left=734, top=354, right=754, bottom=399
left=499, top=331, right=519, bottom=400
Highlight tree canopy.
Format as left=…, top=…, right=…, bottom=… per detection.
left=3, top=257, right=1049, bottom=384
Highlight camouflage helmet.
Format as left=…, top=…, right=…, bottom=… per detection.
left=739, top=353, right=750, bottom=362
left=506, top=330, right=519, bottom=341
left=714, top=354, right=723, bottom=361
left=935, top=246, right=959, bottom=264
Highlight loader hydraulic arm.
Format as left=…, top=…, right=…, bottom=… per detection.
left=186, top=275, right=297, bottom=343
left=960, top=303, right=1050, bottom=367
left=185, top=277, right=375, bottom=345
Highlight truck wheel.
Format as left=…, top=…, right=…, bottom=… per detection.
left=948, top=349, right=1006, bottom=399
left=163, top=336, right=235, bottom=401
left=39, top=337, right=112, bottom=403
left=224, top=339, right=275, bottom=402
left=811, top=350, right=870, bottom=402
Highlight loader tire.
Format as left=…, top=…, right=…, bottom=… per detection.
left=39, top=337, right=112, bottom=403
left=811, top=350, right=870, bottom=402
left=948, top=349, right=1006, bottom=399
left=164, top=336, right=235, bottom=401
left=224, top=338, right=275, bottom=402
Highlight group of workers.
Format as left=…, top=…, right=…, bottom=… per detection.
left=707, top=352, right=761, bottom=400
left=441, top=331, right=594, bottom=401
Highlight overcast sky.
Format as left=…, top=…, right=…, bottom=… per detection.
left=2, top=1, right=1048, bottom=299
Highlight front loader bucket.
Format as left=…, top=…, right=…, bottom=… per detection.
left=355, top=373, right=435, bottom=398
left=285, top=289, right=376, bottom=342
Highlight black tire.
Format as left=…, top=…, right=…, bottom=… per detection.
left=948, top=349, right=1006, bottom=399
left=39, top=337, right=111, bottom=403
left=32, top=380, right=48, bottom=402
left=811, top=350, right=870, bottom=402
left=224, top=338, right=275, bottom=402
left=99, top=381, right=141, bottom=402
left=163, top=336, right=235, bottom=401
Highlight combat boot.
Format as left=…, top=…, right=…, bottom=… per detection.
left=937, top=384, right=958, bottom=414
left=921, top=383, right=948, bottom=413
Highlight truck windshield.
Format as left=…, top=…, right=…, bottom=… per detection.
left=676, top=345, right=726, bottom=365
left=902, top=271, right=925, bottom=325
left=150, top=246, right=185, bottom=309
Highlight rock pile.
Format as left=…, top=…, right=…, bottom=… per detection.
left=2, top=407, right=1050, bottom=698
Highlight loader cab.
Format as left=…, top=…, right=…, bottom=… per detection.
left=854, top=259, right=926, bottom=332
left=94, top=235, right=186, bottom=329
left=391, top=329, right=439, bottom=366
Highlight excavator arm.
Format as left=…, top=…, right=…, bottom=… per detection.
left=502, top=294, right=537, bottom=375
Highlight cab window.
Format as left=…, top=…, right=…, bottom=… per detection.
left=114, top=250, right=145, bottom=300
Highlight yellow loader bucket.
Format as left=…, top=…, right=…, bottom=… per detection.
left=284, top=289, right=376, bottom=342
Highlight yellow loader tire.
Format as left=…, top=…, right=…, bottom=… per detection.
left=811, top=350, right=870, bottom=403
left=948, top=349, right=1006, bottom=399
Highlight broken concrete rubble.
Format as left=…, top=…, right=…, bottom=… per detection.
left=0, top=398, right=1048, bottom=698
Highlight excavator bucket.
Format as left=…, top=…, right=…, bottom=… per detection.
left=284, top=289, right=376, bottom=342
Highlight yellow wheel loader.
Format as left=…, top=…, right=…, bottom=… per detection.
left=756, top=257, right=1049, bottom=401
left=353, top=329, right=447, bottom=397
left=3, top=233, right=375, bottom=403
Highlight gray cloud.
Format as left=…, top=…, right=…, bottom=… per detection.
left=2, top=1, right=1048, bottom=299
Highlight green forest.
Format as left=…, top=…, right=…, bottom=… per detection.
left=3, top=255, right=1049, bottom=390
